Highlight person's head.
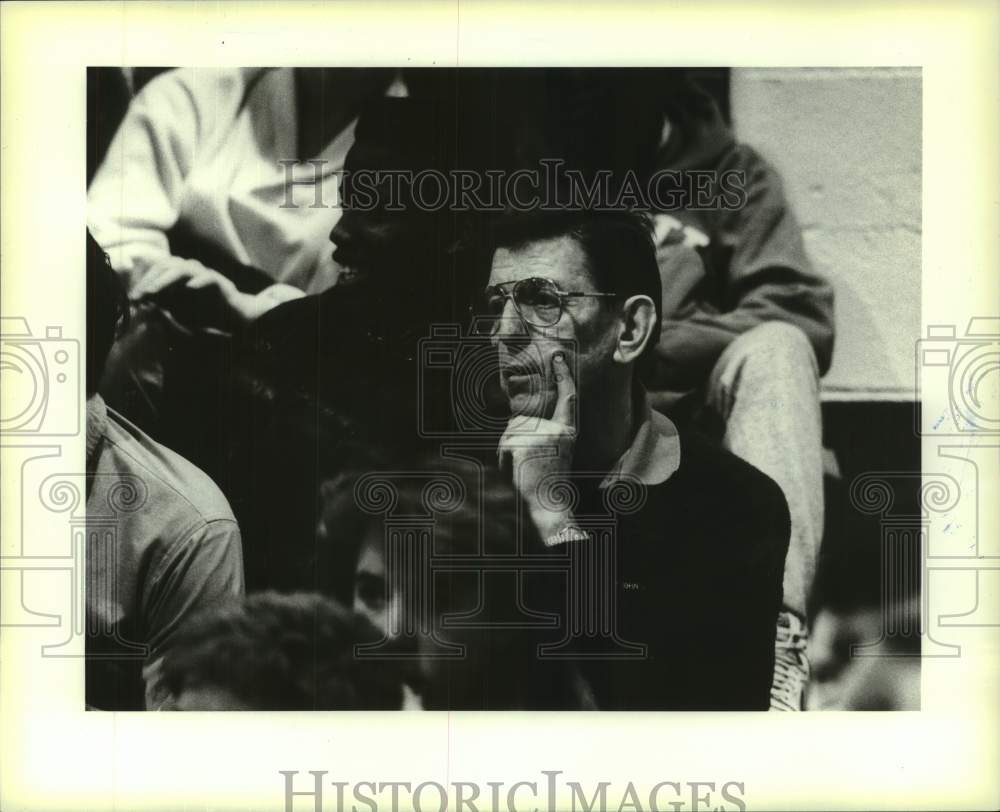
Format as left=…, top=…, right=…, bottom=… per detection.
left=160, top=591, right=406, bottom=710
left=86, top=229, right=128, bottom=397
left=481, top=210, right=661, bottom=423
left=330, top=98, right=457, bottom=285
left=319, top=457, right=576, bottom=709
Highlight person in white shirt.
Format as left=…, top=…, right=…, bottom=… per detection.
left=89, top=67, right=402, bottom=321
left=89, top=68, right=401, bottom=432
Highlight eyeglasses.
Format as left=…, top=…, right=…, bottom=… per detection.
left=472, top=277, right=617, bottom=336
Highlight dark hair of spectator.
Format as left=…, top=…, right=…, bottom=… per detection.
left=160, top=591, right=406, bottom=710
left=86, top=230, right=129, bottom=396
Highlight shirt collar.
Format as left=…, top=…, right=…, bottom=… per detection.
left=599, top=391, right=681, bottom=489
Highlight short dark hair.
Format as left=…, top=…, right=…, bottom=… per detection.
left=86, top=230, right=129, bottom=396
left=160, top=591, right=405, bottom=710
left=488, top=209, right=662, bottom=353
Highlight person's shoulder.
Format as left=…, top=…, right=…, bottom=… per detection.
left=676, top=428, right=782, bottom=491
left=100, top=407, right=237, bottom=527
left=714, top=141, right=789, bottom=200
left=245, top=283, right=373, bottom=357
left=130, top=68, right=273, bottom=136
left=672, top=428, right=789, bottom=529
left=247, top=287, right=324, bottom=341
left=138, top=67, right=262, bottom=106
left=658, top=429, right=791, bottom=573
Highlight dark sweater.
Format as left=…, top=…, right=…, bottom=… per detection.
left=535, top=429, right=790, bottom=711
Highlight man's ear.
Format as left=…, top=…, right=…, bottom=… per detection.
left=613, top=295, right=658, bottom=365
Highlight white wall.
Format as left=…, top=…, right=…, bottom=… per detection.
left=731, top=67, right=921, bottom=400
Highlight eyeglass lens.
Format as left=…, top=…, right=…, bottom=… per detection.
left=474, top=278, right=562, bottom=335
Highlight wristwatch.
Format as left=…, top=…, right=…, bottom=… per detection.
left=544, top=525, right=590, bottom=546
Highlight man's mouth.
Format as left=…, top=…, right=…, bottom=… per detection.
left=499, top=363, right=547, bottom=401
left=500, top=362, right=543, bottom=380
left=332, top=248, right=364, bottom=277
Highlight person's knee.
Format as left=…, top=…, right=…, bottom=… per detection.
left=742, top=321, right=815, bottom=361
left=710, top=321, right=820, bottom=411
left=722, top=321, right=819, bottom=379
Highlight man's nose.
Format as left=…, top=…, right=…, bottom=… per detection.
left=330, top=218, right=351, bottom=248
left=490, top=296, right=530, bottom=347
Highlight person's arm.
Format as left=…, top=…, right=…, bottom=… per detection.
left=87, top=69, right=204, bottom=289
left=88, top=69, right=303, bottom=324
left=650, top=144, right=835, bottom=392
left=140, top=518, right=245, bottom=709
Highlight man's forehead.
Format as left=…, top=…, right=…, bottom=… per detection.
left=490, top=235, right=590, bottom=285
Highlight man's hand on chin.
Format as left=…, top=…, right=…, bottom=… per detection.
left=498, top=352, right=579, bottom=542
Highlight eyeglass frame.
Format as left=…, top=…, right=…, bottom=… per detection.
left=473, top=276, right=619, bottom=335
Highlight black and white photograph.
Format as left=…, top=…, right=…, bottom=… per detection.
left=2, top=3, right=997, bottom=811
left=79, top=63, right=925, bottom=713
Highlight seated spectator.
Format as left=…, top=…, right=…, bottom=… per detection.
left=159, top=592, right=409, bottom=710
left=85, top=231, right=244, bottom=710
left=479, top=209, right=790, bottom=709
left=115, top=95, right=481, bottom=485
left=88, top=68, right=398, bottom=442
left=319, top=458, right=595, bottom=711
left=646, top=73, right=835, bottom=710
left=241, top=95, right=484, bottom=429
left=220, top=97, right=490, bottom=589
left=499, top=70, right=832, bottom=709
left=89, top=67, right=397, bottom=303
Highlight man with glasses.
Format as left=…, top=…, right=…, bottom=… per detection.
left=478, top=209, right=791, bottom=709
